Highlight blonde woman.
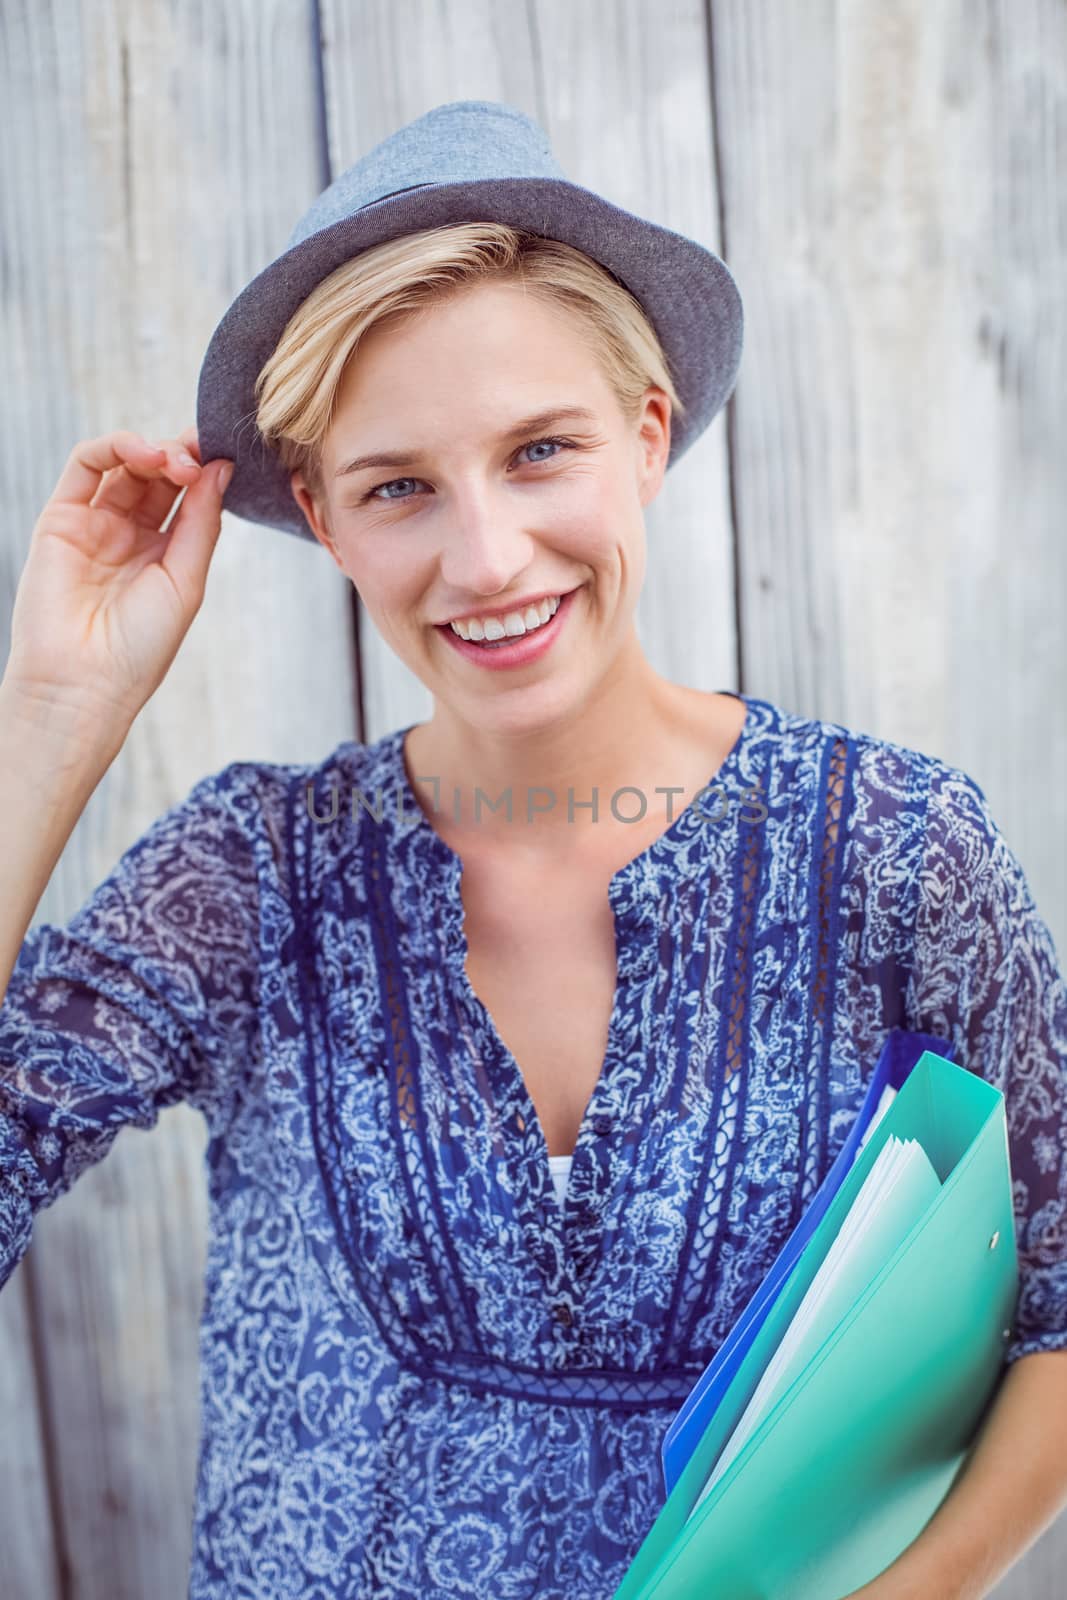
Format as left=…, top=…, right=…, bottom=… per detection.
left=2, top=101, right=1066, bottom=1600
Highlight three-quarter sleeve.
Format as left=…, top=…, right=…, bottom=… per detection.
left=906, top=762, right=1067, bottom=1366
left=0, top=760, right=266, bottom=1293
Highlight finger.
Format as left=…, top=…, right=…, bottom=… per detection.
left=159, top=458, right=230, bottom=608
left=92, top=464, right=183, bottom=531
left=95, top=425, right=202, bottom=523
left=91, top=438, right=202, bottom=523
left=52, top=433, right=168, bottom=508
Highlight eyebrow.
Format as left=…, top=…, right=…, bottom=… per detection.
left=332, top=405, right=602, bottom=480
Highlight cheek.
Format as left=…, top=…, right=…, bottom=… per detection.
left=341, top=555, right=428, bottom=630
left=564, top=484, right=639, bottom=560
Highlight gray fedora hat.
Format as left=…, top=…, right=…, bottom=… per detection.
left=196, top=98, right=744, bottom=544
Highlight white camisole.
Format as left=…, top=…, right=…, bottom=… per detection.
left=547, top=1153, right=573, bottom=1207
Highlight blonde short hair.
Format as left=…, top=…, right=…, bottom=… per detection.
left=253, top=222, right=686, bottom=502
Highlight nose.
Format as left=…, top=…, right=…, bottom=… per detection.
left=436, top=480, right=536, bottom=600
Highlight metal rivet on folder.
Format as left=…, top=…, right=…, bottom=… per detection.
left=989, top=1231, right=1000, bottom=1250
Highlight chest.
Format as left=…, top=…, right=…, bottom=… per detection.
left=459, top=855, right=622, bottom=1159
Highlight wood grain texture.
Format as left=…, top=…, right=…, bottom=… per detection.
left=0, top=0, right=355, bottom=1594
left=0, top=1270, right=62, bottom=1595
left=710, top=0, right=1067, bottom=961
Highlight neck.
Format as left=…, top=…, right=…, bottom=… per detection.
left=402, top=647, right=740, bottom=861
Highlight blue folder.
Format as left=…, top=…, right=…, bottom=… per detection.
left=660, top=1027, right=955, bottom=1493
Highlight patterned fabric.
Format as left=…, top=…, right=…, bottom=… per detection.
left=1, top=690, right=1065, bottom=1599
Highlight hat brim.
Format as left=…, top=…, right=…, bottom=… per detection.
left=196, top=176, right=743, bottom=541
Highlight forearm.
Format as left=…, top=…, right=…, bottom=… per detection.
left=0, top=679, right=127, bottom=1003
left=849, top=1349, right=1067, bottom=1600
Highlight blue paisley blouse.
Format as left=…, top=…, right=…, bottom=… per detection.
left=2, top=690, right=1067, bottom=1598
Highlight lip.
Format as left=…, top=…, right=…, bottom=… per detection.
left=436, top=587, right=579, bottom=671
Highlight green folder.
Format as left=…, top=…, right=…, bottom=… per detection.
left=614, top=1050, right=1020, bottom=1600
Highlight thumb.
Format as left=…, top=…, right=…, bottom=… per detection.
left=160, top=458, right=234, bottom=608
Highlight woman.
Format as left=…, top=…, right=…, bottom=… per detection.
left=2, top=101, right=1066, bottom=1600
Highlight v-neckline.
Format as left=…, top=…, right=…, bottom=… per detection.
left=391, top=689, right=754, bottom=914
left=381, top=692, right=759, bottom=1221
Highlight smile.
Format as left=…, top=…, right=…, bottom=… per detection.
left=436, top=587, right=580, bottom=671
left=449, top=594, right=561, bottom=643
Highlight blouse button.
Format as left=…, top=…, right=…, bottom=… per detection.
left=552, top=1300, right=575, bottom=1327
left=592, top=1113, right=613, bottom=1137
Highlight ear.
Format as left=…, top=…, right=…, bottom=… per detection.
left=635, top=387, right=672, bottom=509
left=290, top=470, right=343, bottom=568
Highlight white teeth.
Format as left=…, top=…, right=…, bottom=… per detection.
left=450, top=594, right=561, bottom=642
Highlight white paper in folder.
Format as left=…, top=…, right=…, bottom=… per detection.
left=687, top=1115, right=941, bottom=1520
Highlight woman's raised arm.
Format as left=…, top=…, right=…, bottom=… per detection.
left=0, top=423, right=232, bottom=1004
left=0, top=425, right=244, bottom=1289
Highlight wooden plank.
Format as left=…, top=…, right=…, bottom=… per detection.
left=708, top=0, right=1066, bottom=960
left=0, top=1268, right=62, bottom=1596
left=0, top=0, right=356, bottom=1592
left=319, top=0, right=739, bottom=746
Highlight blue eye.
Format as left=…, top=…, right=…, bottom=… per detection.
left=360, top=435, right=576, bottom=504
left=369, top=476, right=419, bottom=503
left=521, top=438, right=567, bottom=465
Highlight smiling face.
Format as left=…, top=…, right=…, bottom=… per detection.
left=290, top=279, right=672, bottom=734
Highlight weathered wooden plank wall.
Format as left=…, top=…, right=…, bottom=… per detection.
left=1, top=0, right=1064, bottom=1594
left=0, top=2, right=356, bottom=1594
